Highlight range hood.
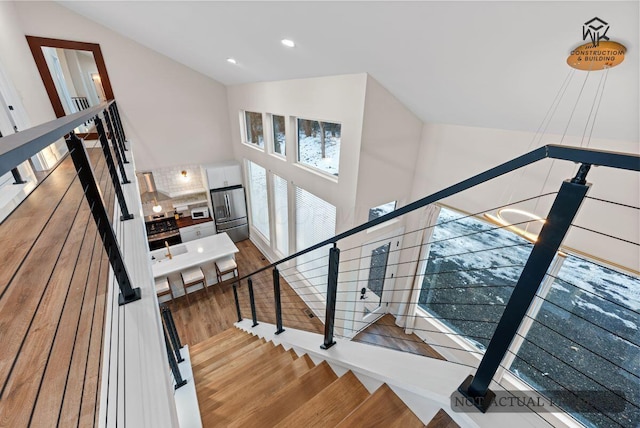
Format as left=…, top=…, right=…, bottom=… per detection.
left=139, top=171, right=172, bottom=204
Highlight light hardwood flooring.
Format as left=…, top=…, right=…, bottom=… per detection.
left=0, top=148, right=114, bottom=427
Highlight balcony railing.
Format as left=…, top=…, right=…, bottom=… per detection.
left=233, top=144, right=640, bottom=427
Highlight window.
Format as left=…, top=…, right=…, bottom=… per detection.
left=418, top=207, right=533, bottom=349
left=509, top=254, right=639, bottom=428
left=368, top=201, right=397, bottom=221
left=244, top=111, right=264, bottom=148
left=273, top=173, right=289, bottom=255
left=295, top=186, right=336, bottom=293
left=272, top=115, right=286, bottom=157
left=297, top=118, right=341, bottom=176
left=247, top=161, right=269, bottom=240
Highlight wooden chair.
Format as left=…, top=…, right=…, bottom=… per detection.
left=215, top=256, right=239, bottom=283
left=155, top=277, right=173, bottom=301
left=180, top=266, right=207, bottom=303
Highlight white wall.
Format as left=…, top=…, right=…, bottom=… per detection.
left=12, top=1, right=233, bottom=171
left=227, top=73, right=368, bottom=252
left=356, top=75, right=423, bottom=224
left=412, top=122, right=640, bottom=272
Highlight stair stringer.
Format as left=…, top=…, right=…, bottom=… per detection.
left=235, top=319, right=565, bottom=428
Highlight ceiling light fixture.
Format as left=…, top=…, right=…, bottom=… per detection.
left=226, top=58, right=237, bottom=64
left=181, top=170, right=190, bottom=182
left=281, top=39, right=295, bottom=48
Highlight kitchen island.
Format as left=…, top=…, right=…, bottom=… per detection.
left=151, top=232, right=239, bottom=301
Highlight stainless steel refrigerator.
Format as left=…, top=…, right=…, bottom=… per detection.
left=210, top=185, right=250, bottom=242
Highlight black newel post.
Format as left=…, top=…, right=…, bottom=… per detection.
left=65, top=133, right=141, bottom=305
left=321, top=245, right=340, bottom=350
left=273, top=267, right=284, bottom=335
left=457, top=164, right=591, bottom=412
left=248, top=278, right=258, bottom=327
left=11, top=167, right=26, bottom=184
left=163, top=327, right=187, bottom=389
left=232, top=283, right=242, bottom=322
left=161, top=305, right=183, bottom=362
left=94, top=117, right=133, bottom=221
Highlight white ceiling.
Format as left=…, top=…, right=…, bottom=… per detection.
left=60, top=1, right=639, bottom=142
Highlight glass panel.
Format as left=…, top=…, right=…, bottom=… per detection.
left=273, top=173, right=288, bottom=255
left=368, top=243, right=391, bottom=307
left=295, top=186, right=336, bottom=294
left=297, top=118, right=341, bottom=176
left=245, top=111, right=264, bottom=148
left=272, top=115, right=286, bottom=156
left=418, top=207, right=533, bottom=349
left=510, top=255, right=640, bottom=428
left=247, top=161, right=269, bottom=240
left=368, top=201, right=397, bottom=221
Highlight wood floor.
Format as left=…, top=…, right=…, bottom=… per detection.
left=166, top=239, right=325, bottom=347
left=353, top=314, right=445, bottom=360
left=0, top=148, right=114, bottom=427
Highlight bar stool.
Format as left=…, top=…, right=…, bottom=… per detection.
left=180, top=266, right=207, bottom=303
left=155, top=277, right=173, bottom=301
left=215, top=256, right=239, bottom=283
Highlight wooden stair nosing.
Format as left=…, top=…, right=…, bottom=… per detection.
left=274, top=370, right=370, bottom=428
left=336, top=383, right=424, bottom=428
left=226, top=361, right=338, bottom=428
left=199, top=353, right=315, bottom=418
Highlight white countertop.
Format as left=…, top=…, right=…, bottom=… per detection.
left=151, top=232, right=239, bottom=278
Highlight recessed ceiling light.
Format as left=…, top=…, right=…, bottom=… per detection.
left=227, top=58, right=237, bottom=64
left=281, top=39, right=295, bottom=48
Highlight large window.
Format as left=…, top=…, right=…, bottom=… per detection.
left=297, top=118, right=341, bottom=177
left=273, top=173, right=289, bottom=255
left=509, top=255, right=639, bottom=428
left=418, top=207, right=533, bottom=349
left=295, top=187, right=336, bottom=293
left=272, top=115, right=286, bottom=157
left=247, top=161, right=269, bottom=240
left=244, top=111, right=264, bottom=148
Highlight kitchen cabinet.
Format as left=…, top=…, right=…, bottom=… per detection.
left=179, top=221, right=216, bottom=242
left=205, top=162, right=242, bottom=189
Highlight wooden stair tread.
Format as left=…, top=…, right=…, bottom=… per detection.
left=227, top=361, right=338, bottom=428
left=274, top=370, right=370, bottom=428
left=189, top=328, right=244, bottom=353
left=196, top=346, right=300, bottom=401
left=194, top=342, right=286, bottom=393
left=201, top=354, right=315, bottom=424
left=336, top=383, right=424, bottom=428
left=426, top=409, right=460, bottom=428
left=191, top=333, right=259, bottom=367
left=193, top=339, right=268, bottom=380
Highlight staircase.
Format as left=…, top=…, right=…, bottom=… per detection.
left=190, top=328, right=460, bottom=427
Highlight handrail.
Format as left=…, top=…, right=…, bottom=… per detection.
left=235, top=144, right=640, bottom=283
left=0, top=101, right=111, bottom=177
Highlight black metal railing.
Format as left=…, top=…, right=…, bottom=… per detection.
left=231, top=144, right=639, bottom=421
left=0, top=100, right=140, bottom=306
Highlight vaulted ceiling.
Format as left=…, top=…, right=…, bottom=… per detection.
left=60, top=1, right=639, bottom=142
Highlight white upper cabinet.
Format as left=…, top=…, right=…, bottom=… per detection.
left=204, top=161, right=242, bottom=189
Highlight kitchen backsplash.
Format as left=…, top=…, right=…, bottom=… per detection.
left=151, top=164, right=205, bottom=196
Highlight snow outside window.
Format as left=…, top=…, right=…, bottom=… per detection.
left=297, top=118, right=341, bottom=177
left=247, top=161, right=269, bottom=240
left=245, top=111, right=264, bottom=148
left=368, top=201, right=397, bottom=221
left=295, top=186, right=336, bottom=294
left=273, top=173, right=288, bottom=255
left=272, top=115, right=285, bottom=157
left=418, top=207, right=533, bottom=349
